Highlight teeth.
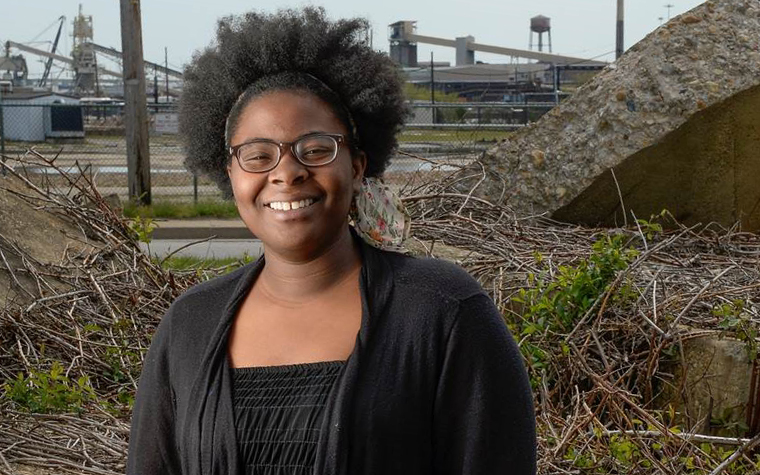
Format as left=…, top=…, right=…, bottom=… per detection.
left=268, top=198, right=315, bottom=211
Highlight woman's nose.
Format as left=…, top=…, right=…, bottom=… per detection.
left=267, top=149, right=308, bottom=185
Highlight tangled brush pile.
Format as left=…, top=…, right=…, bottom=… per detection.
left=0, top=153, right=758, bottom=474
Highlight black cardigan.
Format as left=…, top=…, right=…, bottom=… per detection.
left=127, top=240, right=536, bottom=475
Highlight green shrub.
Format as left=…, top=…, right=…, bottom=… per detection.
left=513, top=234, right=639, bottom=380
left=514, top=234, right=638, bottom=335
left=3, top=362, right=96, bottom=414
left=716, top=299, right=758, bottom=362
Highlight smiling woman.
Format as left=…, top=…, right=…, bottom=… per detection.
left=126, top=7, right=536, bottom=475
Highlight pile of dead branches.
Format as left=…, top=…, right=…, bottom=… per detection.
left=0, top=152, right=205, bottom=474
left=0, top=152, right=758, bottom=474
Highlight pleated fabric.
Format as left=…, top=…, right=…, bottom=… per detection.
left=232, top=361, right=345, bottom=475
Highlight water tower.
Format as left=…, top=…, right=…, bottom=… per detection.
left=529, top=15, right=552, bottom=53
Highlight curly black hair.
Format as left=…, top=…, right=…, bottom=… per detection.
left=178, top=7, right=409, bottom=197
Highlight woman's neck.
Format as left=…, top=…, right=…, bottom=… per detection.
left=256, top=229, right=362, bottom=306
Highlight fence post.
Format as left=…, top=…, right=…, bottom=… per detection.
left=0, top=89, right=5, bottom=176
left=193, top=172, right=198, bottom=204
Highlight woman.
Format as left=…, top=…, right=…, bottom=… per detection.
left=127, top=8, right=536, bottom=475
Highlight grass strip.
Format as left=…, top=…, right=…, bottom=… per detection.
left=124, top=199, right=239, bottom=219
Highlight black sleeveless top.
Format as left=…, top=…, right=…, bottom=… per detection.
left=231, top=361, right=345, bottom=475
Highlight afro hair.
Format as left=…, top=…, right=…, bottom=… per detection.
left=178, top=7, right=409, bottom=197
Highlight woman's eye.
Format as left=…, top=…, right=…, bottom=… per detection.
left=239, top=145, right=276, bottom=162
left=302, top=147, right=330, bottom=157
left=241, top=153, right=272, bottom=162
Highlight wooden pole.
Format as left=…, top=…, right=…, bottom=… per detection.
left=120, top=0, right=151, bottom=205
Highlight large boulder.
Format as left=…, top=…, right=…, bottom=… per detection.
left=471, top=0, right=760, bottom=231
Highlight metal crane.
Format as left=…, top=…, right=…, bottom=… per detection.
left=38, top=15, right=66, bottom=87
left=6, top=40, right=122, bottom=78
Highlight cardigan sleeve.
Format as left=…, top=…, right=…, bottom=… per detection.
left=127, top=308, right=182, bottom=475
left=432, top=293, right=537, bottom=475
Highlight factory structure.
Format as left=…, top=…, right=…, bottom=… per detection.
left=2, top=6, right=607, bottom=104
left=389, top=18, right=606, bottom=102
left=0, top=7, right=608, bottom=141
left=1, top=6, right=182, bottom=101
left=1, top=6, right=184, bottom=141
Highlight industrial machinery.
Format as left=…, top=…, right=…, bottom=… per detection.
left=71, top=5, right=97, bottom=92
left=0, top=52, right=28, bottom=85
left=38, top=16, right=66, bottom=88
left=5, top=6, right=183, bottom=97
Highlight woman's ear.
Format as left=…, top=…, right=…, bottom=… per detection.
left=352, top=151, right=368, bottom=194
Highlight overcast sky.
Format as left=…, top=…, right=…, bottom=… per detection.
left=2, top=0, right=704, bottom=78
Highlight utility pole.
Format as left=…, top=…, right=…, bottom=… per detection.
left=616, top=0, right=625, bottom=59
left=164, top=47, right=169, bottom=102
left=120, top=0, right=151, bottom=205
left=664, top=3, right=674, bottom=20
left=153, top=68, right=159, bottom=104
left=430, top=52, right=436, bottom=124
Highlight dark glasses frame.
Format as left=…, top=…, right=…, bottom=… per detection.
left=228, top=133, right=347, bottom=173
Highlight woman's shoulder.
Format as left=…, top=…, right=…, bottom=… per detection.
left=163, top=258, right=261, bottom=326
left=380, top=249, right=486, bottom=302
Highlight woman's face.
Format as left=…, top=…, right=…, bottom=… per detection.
left=227, top=90, right=366, bottom=259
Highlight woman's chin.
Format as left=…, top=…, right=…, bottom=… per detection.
left=260, top=226, right=352, bottom=262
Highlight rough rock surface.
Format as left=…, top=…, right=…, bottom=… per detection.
left=472, top=0, right=760, bottom=230
left=659, top=336, right=754, bottom=437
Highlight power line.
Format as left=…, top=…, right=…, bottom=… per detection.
left=26, top=17, right=65, bottom=44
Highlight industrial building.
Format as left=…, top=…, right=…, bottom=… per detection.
left=0, top=91, right=83, bottom=141
left=404, top=63, right=559, bottom=102
left=390, top=18, right=606, bottom=102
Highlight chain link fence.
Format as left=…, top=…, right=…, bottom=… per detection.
left=0, top=100, right=556, bottom=203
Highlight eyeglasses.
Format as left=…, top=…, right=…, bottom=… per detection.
left=229, top=133, right=347, bottom=173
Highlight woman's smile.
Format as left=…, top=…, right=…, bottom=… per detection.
left=263, top=196, right=322, bottom=221
left=265, top=198, right=317, bottom=211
